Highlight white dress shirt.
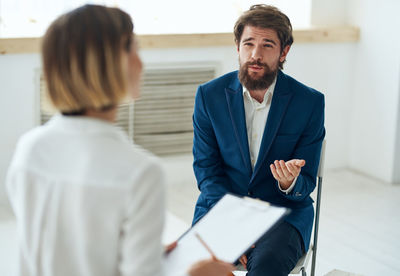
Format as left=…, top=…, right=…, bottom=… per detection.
left=242, top=78, right=296, bottom=193
left=6, top=115, right=169, bottom=276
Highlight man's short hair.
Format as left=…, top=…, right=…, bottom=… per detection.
left=234, top=4, right=294, bottom=51
left=42, top=4, right=134, bottom=113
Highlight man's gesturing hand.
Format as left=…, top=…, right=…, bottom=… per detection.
left=270, top=159, right=305, bottom=190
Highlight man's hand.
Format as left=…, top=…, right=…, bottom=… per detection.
left=239, top=254, right=247, bottom=269
left=238, top=244, right=255, bottom=269
left=270, top=159, right=305, bottom=190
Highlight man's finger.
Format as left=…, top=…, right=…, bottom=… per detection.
left=287, top=162, right=300, bottom=177
left=270, top=164, right=280, bottom=181
left=279, top=160, right=293, bottom=179
left=294, top=159, right=306, bottom=167
left=274, top=160, right=284, bottom=179
left=239, top=255, right=247, bottom=269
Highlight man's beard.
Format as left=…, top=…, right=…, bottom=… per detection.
left=238, top=59, right=278, bottom=91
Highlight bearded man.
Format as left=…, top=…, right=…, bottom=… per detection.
left=191, top=4, right=325, bottom=276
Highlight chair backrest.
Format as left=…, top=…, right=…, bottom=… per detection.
left=317, top=140, right=326, bottom=178
left=289, top=139, right=326, bottom=276
left=310, top=139, right=326, bottom=276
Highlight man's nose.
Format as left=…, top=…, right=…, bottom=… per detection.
left=251, top=45, right=263, bottom=60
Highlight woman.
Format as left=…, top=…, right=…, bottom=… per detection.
left=6, top=5, right=233, bottom=276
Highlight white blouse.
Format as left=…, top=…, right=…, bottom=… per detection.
left=6, top=115, right=166, bottom=276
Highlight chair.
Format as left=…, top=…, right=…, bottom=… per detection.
left=233, top=140, right=326, bottom=276
left=290, top=139, right=326, bottom=276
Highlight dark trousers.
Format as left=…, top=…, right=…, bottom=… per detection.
left=246, top=221, right=304, bottom=276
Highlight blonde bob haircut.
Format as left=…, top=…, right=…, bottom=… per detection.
left=42, top=4, right=134, bottom=113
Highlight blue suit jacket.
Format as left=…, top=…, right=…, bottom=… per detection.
left=192, top=70, right=325, bottom=251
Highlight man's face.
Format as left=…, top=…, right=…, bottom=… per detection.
left=237, top=25, right=290, bottom=91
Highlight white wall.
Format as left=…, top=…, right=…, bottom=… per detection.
left=311, top=0, right=400, bottom=183
left=0, top=54, right=41, bottom=205
left=311, top=0, right=348, bottom=25
left=346, top=0, right=400, bottom=183
left=285, top=43, right=355, bottom=170
left=395, top=70, right=400, bottom=183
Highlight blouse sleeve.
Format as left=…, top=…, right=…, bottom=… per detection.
left=118, top=160, right=166, bottom=276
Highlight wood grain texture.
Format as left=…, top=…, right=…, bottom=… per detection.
left=0, top=26, right=360, bottom=54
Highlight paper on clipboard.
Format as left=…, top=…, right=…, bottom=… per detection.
left=164, top=194, right=289, bottom=276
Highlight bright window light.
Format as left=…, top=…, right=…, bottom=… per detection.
left=0, top=0, right=311, bottom=38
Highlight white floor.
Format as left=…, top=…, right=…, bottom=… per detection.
left=1, top=154, right=399, bottom=276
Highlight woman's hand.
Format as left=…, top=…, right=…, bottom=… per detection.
left=188, top=259, right=234, bottom=276
left=164, top=241, right=178, bottom=254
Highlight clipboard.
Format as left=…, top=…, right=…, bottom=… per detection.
left=164, top=193, right=290, bottom=275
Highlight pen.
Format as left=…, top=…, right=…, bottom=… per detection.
left=194, top=232, right=235, bottom=276
left=194, top=232, right=217, bottom=261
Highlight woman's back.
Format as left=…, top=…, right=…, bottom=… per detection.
left=6, top=115, right=165, bottom=276
left=6, top=4, right=234, bottom=276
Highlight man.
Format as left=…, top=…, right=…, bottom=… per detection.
left=191, top=4, right=325, bottom=276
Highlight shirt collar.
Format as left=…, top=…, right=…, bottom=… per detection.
left=242, top=76, right=277, bottom=105
left=48, top=114, right=124, bottom=136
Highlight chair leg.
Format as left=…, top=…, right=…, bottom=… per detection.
left=301, top=267, right=307, bottom=276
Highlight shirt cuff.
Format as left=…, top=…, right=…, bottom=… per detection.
left=278, top=177, right=298, bottom=194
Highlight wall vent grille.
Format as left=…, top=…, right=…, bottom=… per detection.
left=38, top=64, right=216, bottom=155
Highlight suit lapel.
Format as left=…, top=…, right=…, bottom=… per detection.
left=252, top=71, right=293, bottom=179
left=225, top=73, right=252, bottom=175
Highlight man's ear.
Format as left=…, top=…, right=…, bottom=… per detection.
left=279, top=45, right=291, bottom=63
left=235, top=40, right=240, bottom=52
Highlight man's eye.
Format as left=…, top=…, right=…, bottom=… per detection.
left=264, top=44, right=273, bottom=48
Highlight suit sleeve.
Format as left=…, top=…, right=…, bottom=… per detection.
left=279, top=92, right=325, bottom=202
left=192, top=85, right=232, bottom=220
